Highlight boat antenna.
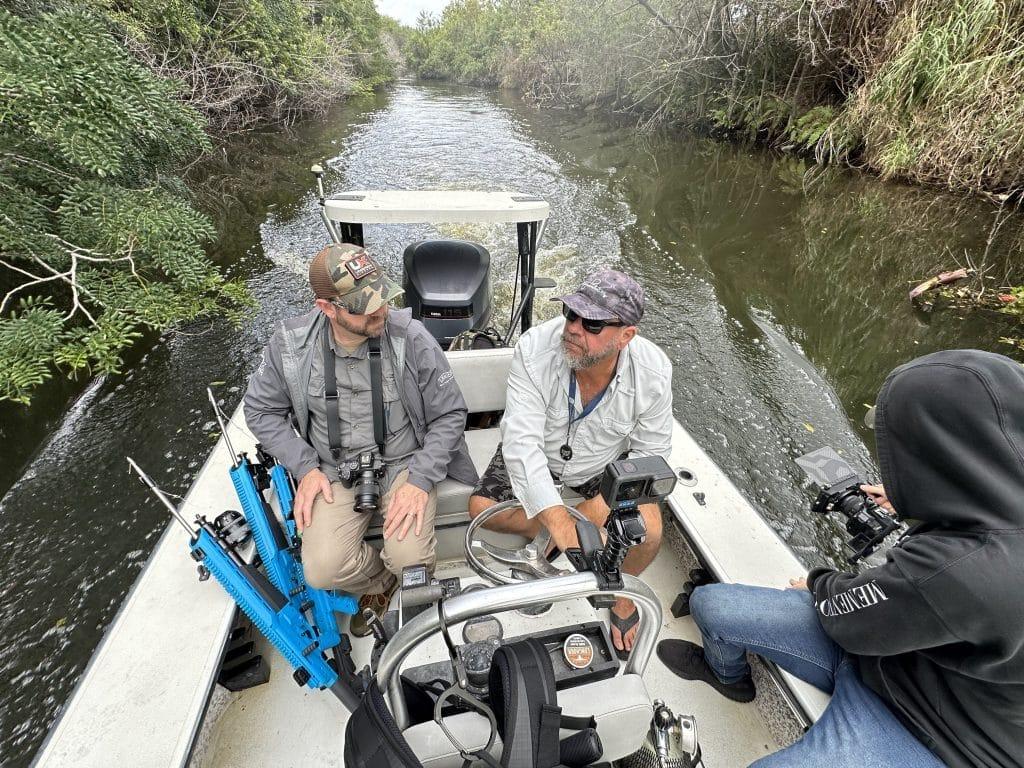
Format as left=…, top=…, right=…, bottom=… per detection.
left=207, top=387, right=239, bottom=469
left=311, top=164, right=342, bottom=244
left=127, top=457, right=196, bottom=536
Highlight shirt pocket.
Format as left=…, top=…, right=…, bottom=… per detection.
left=545, top=394, right=569, bottom=430
left=382, top=371, right=405, bottom=437
left=606, top=418, right=635, bottom=438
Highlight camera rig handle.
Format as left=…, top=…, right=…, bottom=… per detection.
left=564, top=510, right=646, bottom=591
left=564, top=518, right=608, bottom=585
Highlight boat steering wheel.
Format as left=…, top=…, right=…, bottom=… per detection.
left=465, top=500, right=590, bottom=585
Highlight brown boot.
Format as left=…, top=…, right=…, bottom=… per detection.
left=349, top=577, right=397, bottom=638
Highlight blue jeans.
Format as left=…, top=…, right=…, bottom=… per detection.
left=689, top=584, right=945, bottom=768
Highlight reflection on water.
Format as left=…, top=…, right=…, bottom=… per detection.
left=1, top=81, right=1020, bottom=765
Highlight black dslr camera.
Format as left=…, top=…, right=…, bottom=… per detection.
left=796, top=447, right=900, bottom=563
left=567, top=456, right=677, bottom=588
left=338, top=451, right=386, bottom=514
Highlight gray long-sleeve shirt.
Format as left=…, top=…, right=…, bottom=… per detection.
left=305, top=332, right=418, bottom=482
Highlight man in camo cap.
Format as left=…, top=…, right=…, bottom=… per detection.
left=468, top=268, right=673, bottom=657
left=245, top=243, right=477, bottom=637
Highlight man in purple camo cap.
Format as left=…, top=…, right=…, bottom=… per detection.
left=469, top=269, right=673, bottom=657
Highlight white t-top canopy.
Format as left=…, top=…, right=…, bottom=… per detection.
left=323, top=190, right=549, bottom=225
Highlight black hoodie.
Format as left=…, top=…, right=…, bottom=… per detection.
left=807, top=350, right=1024, bottom=768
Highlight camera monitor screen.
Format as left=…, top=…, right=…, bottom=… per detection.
left=795, top=446, right=859, bottom=490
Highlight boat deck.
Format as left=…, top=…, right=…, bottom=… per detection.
left=193, top=551, right=780, bottom=767
left=34, top=346, right=827, bottom=767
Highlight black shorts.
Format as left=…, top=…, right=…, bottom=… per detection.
left=470, top=443, right=606, bottom=503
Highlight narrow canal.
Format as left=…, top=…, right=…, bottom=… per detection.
left=1, top=81, right=1019, bottom=765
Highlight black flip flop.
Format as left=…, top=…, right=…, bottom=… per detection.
left=609, top=607, right=640, bottom=661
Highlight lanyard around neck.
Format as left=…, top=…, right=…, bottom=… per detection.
left=567, top=374, right=608, bottom=424
left=561, top=374, right=609, bottom=463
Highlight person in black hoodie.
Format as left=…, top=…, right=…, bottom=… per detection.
left=658, top=349, right=1024, bottom=767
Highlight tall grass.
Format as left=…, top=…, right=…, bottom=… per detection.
left=842, top=0, right=1024, bottom=194
left=407, top=0, right=1024, bottom=200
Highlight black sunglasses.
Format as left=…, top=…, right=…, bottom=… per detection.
left=562, top=305, right=624, bottom=334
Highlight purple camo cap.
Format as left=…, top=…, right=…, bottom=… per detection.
left=551, top=269, right=645, bottom=325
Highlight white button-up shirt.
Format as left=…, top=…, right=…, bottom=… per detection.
left=500, top=317, right=673, bottom=518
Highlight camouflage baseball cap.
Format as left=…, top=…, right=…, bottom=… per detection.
left=308, top=243, right=403, bottom=315
left=551, top=269, right=644, bottom=325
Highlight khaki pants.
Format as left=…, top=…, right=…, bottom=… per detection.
left=301, top=469, right=438, bottom=595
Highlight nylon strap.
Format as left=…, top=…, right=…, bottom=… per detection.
left=567, top=374, right=608, bottom=424
left=322, top=326, right=342, bottom=463
left=559, top=714, right=596, bottom=730
left=368, top=337, right=386, bottom=452
left=563, top=374, right=610, bottom=457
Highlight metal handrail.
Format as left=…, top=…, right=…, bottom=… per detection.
left=377, top=572, right=662, bottom=729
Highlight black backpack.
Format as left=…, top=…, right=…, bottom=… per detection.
left=489, top=639, right=603, bottom=768
left=344, top=639, right=603, bottom=768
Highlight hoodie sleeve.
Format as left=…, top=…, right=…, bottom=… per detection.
left=405, top=327, right=469, bottom=493
left=808, top=548, right=959, bottom=656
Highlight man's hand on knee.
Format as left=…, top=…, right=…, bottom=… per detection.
left=294, top=468, right=333, bottom=532
left=384, top=483, right=428, bottom=541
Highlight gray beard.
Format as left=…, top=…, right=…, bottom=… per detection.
left=561, top=335, right=617, bottom=370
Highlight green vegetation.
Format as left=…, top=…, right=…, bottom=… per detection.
left=88, top=0, right=397, bottom=129
left=1, top=2, right=396, bottom=404
left=405, top=0, right=1024, bottom=347
left=406, top=1, right=1024, bottom=196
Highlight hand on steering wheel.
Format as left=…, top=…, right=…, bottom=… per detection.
left=465, top=500, right=590, bottom=585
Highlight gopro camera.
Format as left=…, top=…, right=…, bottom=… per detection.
left=600, top=456, right=678, bottom=510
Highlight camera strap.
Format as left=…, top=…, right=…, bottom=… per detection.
left=322, top=326, right=343, bottom=464
left=321, top=326, right=387, bottom=464
left=368, top=336, right=386, bottom=453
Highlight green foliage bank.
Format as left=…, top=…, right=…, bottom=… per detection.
left=406, top=1, right=1024, bottom=198
left=406, top=0, right=1024, bottom=343
left=1, top=2, right=395, bottom=405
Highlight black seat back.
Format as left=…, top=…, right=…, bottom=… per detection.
left=402, top=239, right=492, bottom=346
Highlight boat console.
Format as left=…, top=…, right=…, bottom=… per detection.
left=376, top=571, right=661, bottom=765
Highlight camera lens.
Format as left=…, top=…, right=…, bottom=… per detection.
left=833, top=488, right=867, bottom=517
left=618, top=479, right=645, bottom=501
left=353, top=470, right=381, bottom=514
left=650, top=476, right=677, bottom=497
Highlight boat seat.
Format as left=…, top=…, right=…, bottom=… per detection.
left=367, top=347, right=519, bottom=537
left=402, top=673, right=652, bottom=767
left=445, top=346, right=514, bottom=414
